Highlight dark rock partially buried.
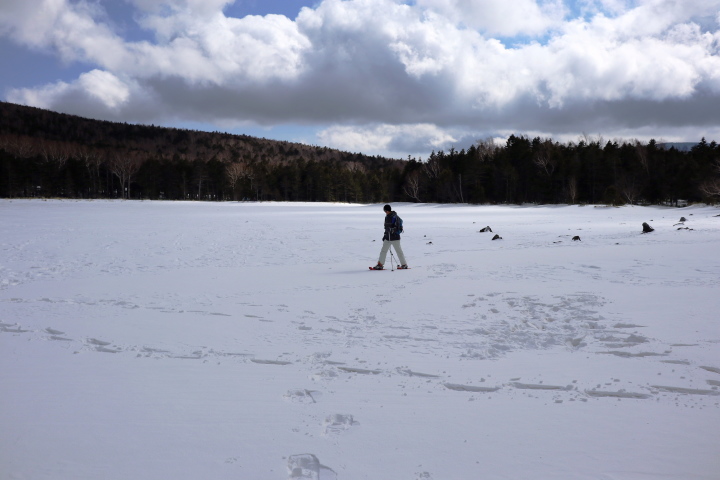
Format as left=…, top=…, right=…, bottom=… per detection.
left=642, top=222, right=654, bottom=233
left=492, top=234, right=502, bottom=240
left=479, top=226, right=493, bottom=232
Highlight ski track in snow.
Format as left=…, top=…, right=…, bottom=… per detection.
left=1, top=200, right=720, bottom=480
left=3, top=290, right=719, bottom=402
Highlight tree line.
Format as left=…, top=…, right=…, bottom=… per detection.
left=0, top=102, right=402, bottom=202
left=405, top=135, right=720, bottom=205
left=1, top=101, right=719, bottom=204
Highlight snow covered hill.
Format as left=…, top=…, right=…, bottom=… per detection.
left=1, top=200, right=719, bottom=479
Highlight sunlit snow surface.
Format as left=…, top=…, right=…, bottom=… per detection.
left=1, top=200, right=719, bottom=480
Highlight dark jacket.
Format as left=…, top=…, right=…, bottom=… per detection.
left=383, top=211, right=401, bottom=241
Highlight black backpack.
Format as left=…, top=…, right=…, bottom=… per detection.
left=392, top=214, right=404, bottom=234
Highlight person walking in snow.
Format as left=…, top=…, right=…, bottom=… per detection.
left=372, top=204, right=408, bottom=270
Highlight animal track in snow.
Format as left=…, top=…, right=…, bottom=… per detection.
left=86, top=338, right=122, bottom=353
left=3, top=292, right=718, bottom=410
left=284, top=389, right=320, bottom=404
left=323, top=414, right=357, bottom=435
left=287, top=453, right=337, bottom=480
left=0, top=324, right=30, bottom=333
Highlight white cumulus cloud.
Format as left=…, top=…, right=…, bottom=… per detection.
left=415, top=0, right=567, bottom=36
left=318, top=123, right=460, bottom=158
left=2, top=0, right=720, bottom=157
left=77, top=70, right=131, bottom=108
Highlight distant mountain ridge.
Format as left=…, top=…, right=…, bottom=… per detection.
left=1, top=102, right=718, bottom=204
left=0, top=101, right=398, bottom=165
left=658, top=142, right=698, bottom=151
left=0, top=101, right=403, bottom=201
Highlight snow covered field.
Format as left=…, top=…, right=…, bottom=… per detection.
left=1, top=199, right=719, bottom=480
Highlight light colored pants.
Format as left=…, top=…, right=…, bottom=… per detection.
left=378, top=240, right=407, bottom=266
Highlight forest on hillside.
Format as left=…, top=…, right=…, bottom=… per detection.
left=1, top=102, right=719, bottom=205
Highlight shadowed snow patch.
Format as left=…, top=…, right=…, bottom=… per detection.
left=338, top=366, right=381, bottom=375
left=511, top=382, right=573, bottom=391
left=585, top=390, right=651, bottom=399
left=651, top=385, right=720, bottom=396
left=251, top=359, right=292, bottom=365
left=444, top=383, right=500, bottom=392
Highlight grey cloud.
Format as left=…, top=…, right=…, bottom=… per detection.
left=14, top=68, right=720, bottom=146
left=487, top=91, right=720, bottom=134
left=4, top=0, right=720, bottom=158
left=386, top=132, right=481, bottom=156
left=134, top=37, right=455, bottom=127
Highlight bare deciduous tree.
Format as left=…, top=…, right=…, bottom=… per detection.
left=109, top=151, right=143, bottom=199
left=226, top=162, right=254, bottom=200
left=621, top=181, right=641, bottom=205
left=39, top=140, right=70, bottom=169
left=475, top=137, right=499, bottom=162
left=698, top=178, right=720, bottom=199
left=533, top=151, right=554, bottom=176
left=533, top=139, right=556, bottom=176
left=423, top=154, right=441, bottom=180
left=0, top=134, right=13, bottom=152
left=697, top=158, right=720, bottom=201
left=75, top=146, right=105, bottom=196
left=345, top=162, right=365, bottom=174
left=0, top=134, right=35, bottom=158
left=567, top=176, right=578, bottom=204
left=634, top=140, right=649, bottom=174
left=403, top=172, right=421, bottom=202
left=226, top=162, right=248, bottom=185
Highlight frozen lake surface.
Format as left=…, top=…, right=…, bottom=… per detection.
left=1, top=200, right=719, bottom=479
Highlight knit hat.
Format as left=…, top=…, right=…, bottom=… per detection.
left=383, top=204, right=392, bottom=212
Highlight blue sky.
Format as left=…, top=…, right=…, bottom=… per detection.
left=1, top=0, right=719, bottom=159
